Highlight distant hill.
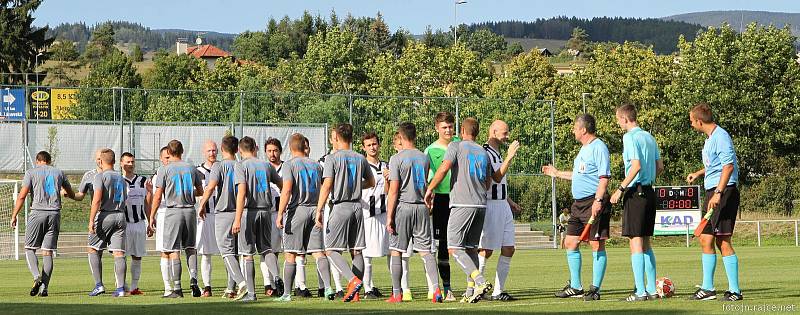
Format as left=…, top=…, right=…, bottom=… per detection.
left=470, top=17, right=704, bottom=54
left=663, top=10, right=800, bottom=35
left=46, top=21, right=236, bottom=53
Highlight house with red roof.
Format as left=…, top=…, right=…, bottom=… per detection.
left=177, top=39, right=235, bottom=69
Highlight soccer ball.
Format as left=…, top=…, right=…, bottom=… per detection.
left=656, top=277, right=675, bottom=298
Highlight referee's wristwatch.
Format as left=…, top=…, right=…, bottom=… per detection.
left=714, top=188, right=724, bottom=195
left=594, top=197, right=604, bottom=203
left=617, top=185, right=626, bottom=192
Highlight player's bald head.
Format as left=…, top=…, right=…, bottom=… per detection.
left=203, top=140, right=218, bottom=162
left=489, top=120, right=508, bottom=134
left=489, top=120, right=510, bottom=143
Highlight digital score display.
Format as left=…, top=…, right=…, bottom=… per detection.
left=656, top=186, right=701, bottom=210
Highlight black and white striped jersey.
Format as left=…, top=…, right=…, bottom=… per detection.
left=483, top=144, right=507, bottom=201
left=197, top=163, right=218, bottom=213
left=124, top=174, right=148, bottom=223
left=361, top=160, right=387, bottom=216
left=270, top=162, right=283, bottom=211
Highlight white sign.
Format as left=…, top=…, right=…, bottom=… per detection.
left=654, top=210, right=702, bottom=235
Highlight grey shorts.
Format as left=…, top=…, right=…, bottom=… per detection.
left=238, top=208, right=273, bottom=255
left=325, top=202, right=365, bottom=251
left=88, top=211, right=127, bottom=252
left=25, top=210, right=61, bottom=251
left=447, top=207, right=485, bottom=249
left=162, top=207, right=197, bottom=252
left=282, top=206, right=317, bottom=254
left=389, top=203, right=433, bottom=253
left=270, top=211, right=283, bottom=253
left=214, top=211, right=238, bottom=257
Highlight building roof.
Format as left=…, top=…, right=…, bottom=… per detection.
left=186, top=44, right=231, bottom=58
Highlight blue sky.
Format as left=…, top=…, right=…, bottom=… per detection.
left=33, top=0, right=800, bottom=34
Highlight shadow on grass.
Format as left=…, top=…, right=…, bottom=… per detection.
left=0, top=300, right=700, bottom=315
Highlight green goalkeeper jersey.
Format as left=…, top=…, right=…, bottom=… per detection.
left=425, top=141, right=452, bottom=194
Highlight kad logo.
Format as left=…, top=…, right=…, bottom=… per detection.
left=660, top=215, right=694, bottom=226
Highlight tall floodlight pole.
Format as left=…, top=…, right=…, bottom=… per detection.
left=454, top=0, right=467, bottom=44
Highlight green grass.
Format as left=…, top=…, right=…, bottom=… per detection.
left=1, top=246, right=796, bottom=314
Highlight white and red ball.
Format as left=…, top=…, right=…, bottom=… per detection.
left=656, top=276, right=675, bottom=298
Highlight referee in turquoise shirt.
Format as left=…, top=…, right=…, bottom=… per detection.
left=686, top=103, right=742, bottom=302
left=610, top=104, right=664, bottom=302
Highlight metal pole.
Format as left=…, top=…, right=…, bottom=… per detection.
left=453, top=2, right=457, bottom=44
left=129, top=120, right=135, bottom=157
left=581, top=93, right=586, bottom=113
left=686, top=223, right=690, bottom=248
left=120, top=88, right=124, bottom=154
left=13, top=181, right=19, bottom=260
left=454, top=97, right=460, bottom=133
left=794, top=220, right=798, bottom=247
left=112, top=88, right=116, bottom=122
left=550, top=100, right=557, bottom=249
left=348, top=94, right=353, bottom=125
left=756, top=221, right=761, bottom=247
left=239, top=91, right=244, bottom=137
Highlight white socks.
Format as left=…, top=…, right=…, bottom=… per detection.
left=493, top=255, right=512, bottom=296
left=200, top=254, right=212, bottom=287
left=160, top=257, right=171, bottom=293
left=363, top=256, right=374, bottom=291
left=295, top=256, right=307, bottom=290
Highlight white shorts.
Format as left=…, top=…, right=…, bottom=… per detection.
left=479, top=199, right=515, bottom=250
left=125, top=220, right=148, bottom=257
left=322, top=203, right=331, bottom=249
left=362, top=210, right=388, bottom=258
left=155, top=208, right=166, bottom=252
left=196, top=211, right=220, bottom=255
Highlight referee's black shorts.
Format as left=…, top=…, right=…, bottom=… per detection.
left=701, top=185, right=740, bottom=236
left=566, top=195, right=611, bottom=241
left=622, top=184, right=657, bottom=237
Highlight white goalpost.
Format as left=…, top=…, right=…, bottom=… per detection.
left=0, top=180, right=22, bottom=260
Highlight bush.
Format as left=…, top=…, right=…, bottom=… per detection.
left=740, top=157, right=800, bottom=215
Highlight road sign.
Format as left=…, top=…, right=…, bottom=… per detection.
left=0, top=88, right=26, bottom=121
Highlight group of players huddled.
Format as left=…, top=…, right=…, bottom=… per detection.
left=10, top=102, right=742, bottom=303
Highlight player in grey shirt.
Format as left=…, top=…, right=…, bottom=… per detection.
left=198, top=136, right=248, bottom=300
left=11, top=151, right=75, bottom=297
left=232, top=136, right=283, bottom=302
left=385, top=122, right=443, bottom=303
left=86, top=149, right=129, bottom=297
left=314, top=123, right=375, bottom=302
left=149, top=140, right=204, bottom=298
left=273, top=133, right=331, bottom=301
left=425, top=118, right=519, bottom=303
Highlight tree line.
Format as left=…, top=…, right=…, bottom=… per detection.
left=470, top=16, right=705, bottom=54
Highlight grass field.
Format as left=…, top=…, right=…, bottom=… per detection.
left=0, top=246, right=797, bottom=314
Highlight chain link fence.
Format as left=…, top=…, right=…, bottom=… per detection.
left=0, top=84, right=559, bottom=245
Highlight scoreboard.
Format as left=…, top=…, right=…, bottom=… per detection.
left=654, top=186, right=702, bottom=236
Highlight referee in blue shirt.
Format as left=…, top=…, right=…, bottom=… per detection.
left=686, top=103, right=742, bottom=301
left=543, top=114, right=611, bottom=301
left=610, top=104, right=663, bottom=302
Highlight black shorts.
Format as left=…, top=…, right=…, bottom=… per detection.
left=431, top=194, right=450, bottom=240
left=566, top=195, right=611, bottom=241
left=622, top=185, right=657, bottom=237
left=702, top=186, right=740, bottom=236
